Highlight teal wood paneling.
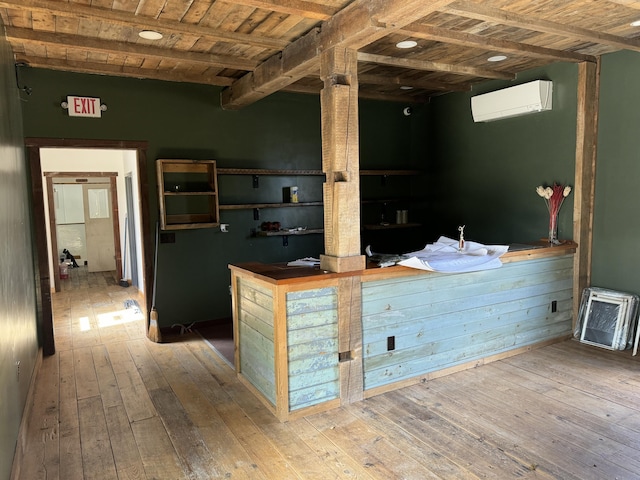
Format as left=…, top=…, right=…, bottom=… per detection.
left=364, top=294, right=572, bottom=357
left=287, top=338, right=338, bottom=362
left=362, top=256, right=574, bottom=390
left=289, top=381, right=340, bottom=410
left=237, top=278, right=276, bottom=405
left=286, top=287, right=339, bottom=411
left=238, top=280, right=274, bottom=311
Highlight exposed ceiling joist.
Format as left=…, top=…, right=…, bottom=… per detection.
left=228, top=0, right=337, bottom=20
left=7, top=27, right=259, bottom=71
left=357, top=73, right=472, bottom=92
left=220, top=0, right=457, bottom=109
left=0, top=0, right=288, bottom=50
left=4, top=0, right=640, bottom=108
left=18, top=55, right=235, bottom=86
left=283, top=82, right=428, bottom=103
left=357, top=51, right=515, bottom=80
left=447, top=1, right=640, bottom=53
left=399, top=24, right=597, bottom=64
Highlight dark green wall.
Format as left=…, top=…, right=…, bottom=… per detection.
left=20, top=68, right=428, bottom=326
left=592, top=50, right=640, bottom=296
left=425, top=62, right=578, bottom=244
left=425, top=51, right=640, bottom=299
left=0, top=28, right=39, bottom=479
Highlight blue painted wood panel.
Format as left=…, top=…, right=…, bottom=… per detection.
left=286, top=287, right=340, bottom=410
left=361, top=255, right=574, bottom=390
left=237, top=277, right=276, bottom=405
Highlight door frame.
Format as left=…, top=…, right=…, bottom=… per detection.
left=46, top=173, right=121, bottom=292
left=26, top=138, right=151, bottom=356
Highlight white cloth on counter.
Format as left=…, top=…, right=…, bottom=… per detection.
left=287, top=257, right=320, bottom=267
left=397, top=236, right=509, bottom=273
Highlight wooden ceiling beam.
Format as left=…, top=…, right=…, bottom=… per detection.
left=607, top=0, right=640, bottom=9
left=0, top=0, right=288, bottom=50
left=357, top=51, right=514, bottom=80
left=358, top=73, right=472, bottom=92
left=283, top=82, right=429, bottom=103
left=221, top=0, right=457, bottom=109
left=447, top=1, right=640, bottom=52
left=6, top=27, right=259, bottom=71
left=226, top=0, right=337, bottom=21
left=399, top=24, right=597, bottom=64
left=15, top=55, right=235, bottom=86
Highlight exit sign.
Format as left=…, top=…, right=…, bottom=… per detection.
left=67, top=96, right=102, bottom=118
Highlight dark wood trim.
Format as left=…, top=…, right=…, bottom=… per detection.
left=45, top=176, right=60, bottom=292
left=110, top=176, right=123, bottom=280
left=26, top=138, right=151, bottom=356
left=572, top=60, right=600, bottom=328
left=28, top=146, right=55, bottom=356
left=25, top=138, right=148, bottom=149
left=44, top=171, right=118, bottom=177
left=136, top=148, right=153, bottom=322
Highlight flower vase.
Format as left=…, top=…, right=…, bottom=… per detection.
left=548, top=212, right=559, bottom=245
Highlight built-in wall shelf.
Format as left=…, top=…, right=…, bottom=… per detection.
left=157, top=159, right=219, bottom=230
left=255, top=228, right=323, bottom=237
left=217, top=168, right=420, bottom=177
left=360, top=170, right=421, bottom=176
left=361, top=197, right=413, bottom=205
left=217, top=168, right=324, bottom=176
left=255, top=227, right=324, bottom=246
left=363, top=222, right=421, bottom=230
left=219, top=201, right=323, bottom=210
left=217, top=168, right=421, bottom=224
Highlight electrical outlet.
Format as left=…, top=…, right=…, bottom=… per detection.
left=160, top=232, right=175, bottom=243
left=387, top=336, right=395, bottom=351
left=220, top=224, right=229, bottom=233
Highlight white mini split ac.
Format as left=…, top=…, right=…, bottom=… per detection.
left=471, top=80, right=553, bottom=122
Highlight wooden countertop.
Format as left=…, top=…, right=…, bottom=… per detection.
left=229, top=240, right=577, bottom=285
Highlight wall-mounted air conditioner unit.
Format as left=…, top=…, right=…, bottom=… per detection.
left=471, top=80, right=553, bottom=122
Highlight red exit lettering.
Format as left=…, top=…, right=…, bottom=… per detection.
left=66, top=96, right=102, bottom=118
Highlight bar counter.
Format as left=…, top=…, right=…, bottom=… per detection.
left=229, top=241, right=577, bottom=421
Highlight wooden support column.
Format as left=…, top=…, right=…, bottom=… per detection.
left=573, top=59, right=600, bottom=327
left=319, top=47, right=366, bottom=273
left=338, top=276, right=363, bottom=404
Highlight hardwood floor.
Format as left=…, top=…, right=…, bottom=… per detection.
left=13, top=274, right=640, bottom=479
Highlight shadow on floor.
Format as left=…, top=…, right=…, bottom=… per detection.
left=195, top=323, right=234, bottom=368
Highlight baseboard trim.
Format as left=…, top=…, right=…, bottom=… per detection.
left=10, top=347, right=44, bottom=480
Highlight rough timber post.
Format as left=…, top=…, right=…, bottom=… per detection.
left=319, top=47, right=366, bottom=273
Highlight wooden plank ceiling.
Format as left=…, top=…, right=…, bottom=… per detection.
left=4, top=0, right=640, bottom=109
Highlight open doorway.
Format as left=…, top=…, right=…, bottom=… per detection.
left=26, top=138, right=152, bottom=356
left=47, top=174, right=122, bottom=293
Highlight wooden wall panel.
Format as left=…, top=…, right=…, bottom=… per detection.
left=286, top=287, right=339, bottom=411
left=237, top=277, right=276, bottom=405
left=361, top=255, right=574, bottom=390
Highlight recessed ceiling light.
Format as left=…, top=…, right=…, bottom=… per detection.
left=488, top=55, right=508, bottom=62
left=631, top=19, right=640, bottom=27
left=396, top=40, right=418, bottom=49
left=139, top=30, right=163, bottom=40
left=400, top=86, right=414, bottom=90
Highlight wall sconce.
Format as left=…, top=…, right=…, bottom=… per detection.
left=15, top=62, right=32, bottom=96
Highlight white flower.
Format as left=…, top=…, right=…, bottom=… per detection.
left=544, top=187, right=553, bottom=199
left=536, top=186, right=545, bottom=197
left=563, top=186, right=572, bottom=197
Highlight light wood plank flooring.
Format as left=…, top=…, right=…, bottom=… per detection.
left=13, top=277, right=640, bottom=479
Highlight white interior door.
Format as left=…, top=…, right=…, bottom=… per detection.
left=84, top=184, right=116, bottom=272
left=54, top=184, right=87, bottom=261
